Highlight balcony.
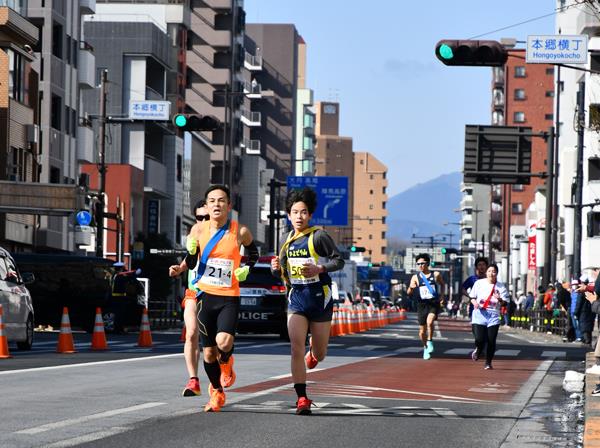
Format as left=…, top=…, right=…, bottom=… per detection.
left=78, top=45, right=95, bottom=89
left=144, top=157, right=168, bottom=197
left=77, top=123, right=94, bottom=162
left=187, top=49, right=229, bottom=84
left=185, top=87, right=224, bottom=117
left=243, top=80, right=262, bottom=98
left=80, top=0, right=96, bottom=15
left=51, top=54, right=65, bottom=89
left=244, top=51, right=262, bottom=71
left=190, top=14, right=231, bottom=48
left=241, top=137, right=260, bottom=155
left=241, top=108, right=261, bottom=127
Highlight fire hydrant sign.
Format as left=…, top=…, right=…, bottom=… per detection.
left=526, top=35, right=588, bottom=64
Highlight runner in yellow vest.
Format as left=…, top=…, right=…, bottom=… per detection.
left=271, top=187, right=344, bottom=415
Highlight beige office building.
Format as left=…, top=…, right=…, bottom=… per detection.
left=314, top=101, right=353, bottom=247
left=353, top=152, right=388, bottom=264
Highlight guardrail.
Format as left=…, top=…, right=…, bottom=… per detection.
left=509, top=309, right=568, bottom=336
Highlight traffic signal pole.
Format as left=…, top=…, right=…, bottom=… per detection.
left=572, top=81, right=586, bottom=281
left=96, top=69, right=108, bottom=258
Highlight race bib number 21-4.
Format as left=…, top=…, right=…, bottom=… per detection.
left=200, top=258, right=234, bottom=287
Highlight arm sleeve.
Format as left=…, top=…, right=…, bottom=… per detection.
left=184, top=252, right=198, bottom=269
left=313, top=230, right=345, bottom=273
left=591, top=300, right=600, bottom=315
left=243, top=241, right=259, bottom=268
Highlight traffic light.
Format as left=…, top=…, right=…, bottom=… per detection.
left=348, top=245, right=366, bottom=253
left=440, top=247, right=447, bottom=255
left=172, top=114, right=221, bottom=131
left=435, top=40, right=508, bottom=67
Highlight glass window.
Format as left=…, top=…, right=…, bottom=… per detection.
left=514, top=112, right=525, bottom=123
left=589, top=158, right=600, bottom=181
left=51, top=94, right=62, bottom=130
left=52, top=22, right=63, bottom=59
left=514, top=66, right=526, bottom=78
left=514, top=89, right=526, bottom=100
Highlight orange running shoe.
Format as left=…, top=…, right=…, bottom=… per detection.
left=305, top=338, right=318, bottom=369
left=204, top=384, right=226, bottom=412
left=296, top=397, right=313, bottom=415
left=182, top=377, right=201, bottom=397
left=220, top=355, right=236, bottom=388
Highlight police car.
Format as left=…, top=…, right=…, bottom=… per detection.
left=0, top=248, right=35, bottom=349
left=238, top=258, right=288, bottom=339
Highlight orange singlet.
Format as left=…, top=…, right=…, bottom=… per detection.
left=196, top=220, right=241, bottom=296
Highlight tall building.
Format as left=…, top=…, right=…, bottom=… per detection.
left=314, top=101, right=353, bottom=246
left=293, top=35, right=315, bottom=177
left=82, top=1, right=194, bottom=258
left=556, top=4, right=600, bottom=280
left=0, top=2, right=40, bottom=251
left=490, top=51, right=554, bottom=254
left=245, top=23, right=299, bottom=249
left=353, top=152, right=388, bottom=264
left=25, top=0, right=95, bottom=251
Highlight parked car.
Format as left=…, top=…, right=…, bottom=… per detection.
left=0, top=247, right=35, bottom=349
left=237, top=258, right=288, bottom=339
left=11, top=253, right=144, bottom=333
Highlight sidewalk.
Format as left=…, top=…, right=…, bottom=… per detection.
left=586, top=352, right=600, bottom=447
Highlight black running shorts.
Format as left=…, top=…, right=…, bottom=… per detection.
left=197, top=292, right=240, bottom=347
left=417, top=301, right=440, bottom=326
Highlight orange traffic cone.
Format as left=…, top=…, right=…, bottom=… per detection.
left=180, top=325, right=186, bottom=343
left=91, top=308, right=108, bottom=350
left=57, top=307, right=76, bottom=354
left=0, top=304, right=11, bottom=359
left=138, top=308, right=153, bottom=347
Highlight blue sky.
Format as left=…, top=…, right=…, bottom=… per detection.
left=245, top=0, right=556, bottom=197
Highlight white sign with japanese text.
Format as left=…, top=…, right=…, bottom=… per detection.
left=129, top=101, right=171, bottom=120
left=526, top=35, right=588, bottom=64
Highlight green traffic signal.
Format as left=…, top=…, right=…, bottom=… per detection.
left=441, top=247, right=447, bottom=254
left=174, top=114, right=187, bottom=127
left=439, top=44, right=453, bottom=60
left=351, top=246, right=357, bottom=252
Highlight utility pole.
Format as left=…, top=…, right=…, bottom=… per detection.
left=551, top=65, right=561, bottom=283
left=96, top=69, right=108, bottom=258
left=543, top=126, right=555, bottom=286
left=268, top=178, right=286, bottom=252
left=573, top=81, right=586, bottom=280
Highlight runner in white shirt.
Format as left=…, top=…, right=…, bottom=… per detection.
left=468, top=263, right=509, bottom=370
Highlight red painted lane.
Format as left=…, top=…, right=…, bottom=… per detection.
left=233, top=356, right=541, bottom=402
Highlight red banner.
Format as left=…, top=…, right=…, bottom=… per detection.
left=528, top=222, right=536, bottom=270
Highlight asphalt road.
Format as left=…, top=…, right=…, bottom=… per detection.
left=0, top=314, right=588, bottom=448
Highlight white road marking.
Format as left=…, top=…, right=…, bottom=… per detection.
left=16, top=402, right=165, bottom=435
left=351, top=345, right=386, bottom=351
left=541, top=350, right=566, bottom=358
left=444, top=348, right=473, bottom=355
left=495, top=349, right=521, bottom=356
left=40, top=427, right=131, bottom=448
left=0, top=353, right=183, bottom=376
left=394, top=347, right=423, bottom=354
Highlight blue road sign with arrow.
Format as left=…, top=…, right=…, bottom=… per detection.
left=287, top=176, right=348, bottom=226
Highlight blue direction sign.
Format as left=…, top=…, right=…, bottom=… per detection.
left=287, top=176, right=348, bottom=226
left=76, top=210, right=92, bottom=226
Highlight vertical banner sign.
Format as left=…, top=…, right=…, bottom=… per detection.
left=528, top=221, right=537, bottom=270
left=148, top=200, right=159, bottom=234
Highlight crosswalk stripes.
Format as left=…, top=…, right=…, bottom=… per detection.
left=229, top=400, right=461, bottom=417
left=541, top=350, right=567, bottom=358
left=495, top=349, right=521, bottom=356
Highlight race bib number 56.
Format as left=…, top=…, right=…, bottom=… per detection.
left=200, top=258, right=234, bottom=287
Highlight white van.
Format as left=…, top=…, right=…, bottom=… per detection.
left=0, top=248, right=35, bottom=349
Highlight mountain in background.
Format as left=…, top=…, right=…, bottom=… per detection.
left=386, top=172, right=463, bottom=243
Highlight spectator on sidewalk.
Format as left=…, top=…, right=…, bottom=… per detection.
left=557, top=281, right=574, bottom=342
left=575, top=278, right=594, bottom=346
left=582, top=273, right=600, bottom=377
left=571, top=280, right=583, bottom=342
left=515, top=291, right=526, bottom=311
left=524, top=291, right=535, bottom=312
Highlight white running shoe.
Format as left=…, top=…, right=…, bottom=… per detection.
left=586, top=364, right=600, bottom=375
